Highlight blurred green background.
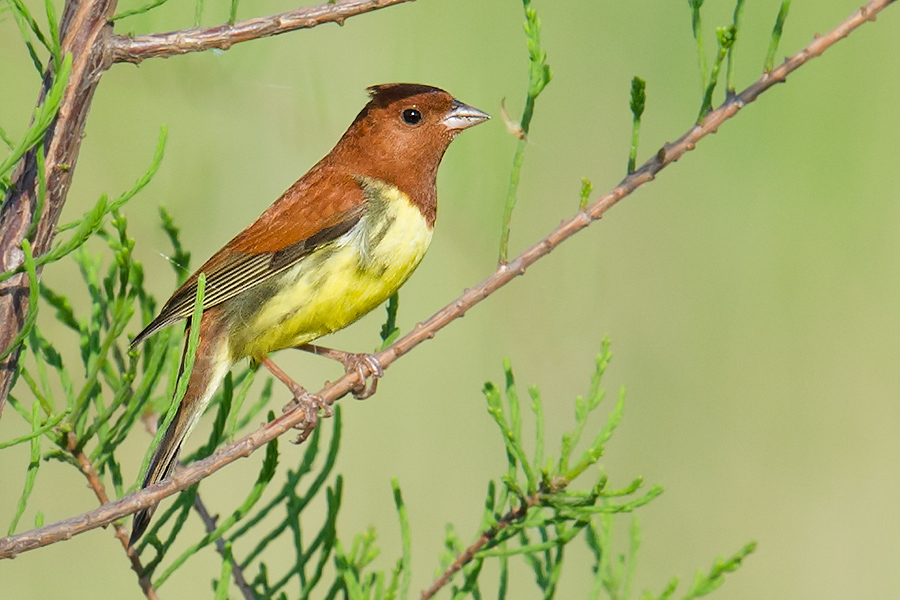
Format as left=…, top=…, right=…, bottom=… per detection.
left=2, top=0, right=899, bottom=597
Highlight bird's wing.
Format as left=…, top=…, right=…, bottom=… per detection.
left=131, top=171, right=367, bottom=347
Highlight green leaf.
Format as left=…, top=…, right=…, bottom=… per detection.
left=379, top=292, right=400, bottom=350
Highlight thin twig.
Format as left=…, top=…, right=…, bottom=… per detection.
left=109, top=0, right=416, bottom=63
left=66, top=433, right=159, bottom=600
left=419, top=489, right=547, bottom=600
left=0, top=0, right=893, bottom=559
left=193, top=494, right=256, bottom=600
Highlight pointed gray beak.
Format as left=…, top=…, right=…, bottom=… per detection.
left=443, top=100, right=491, bottom=131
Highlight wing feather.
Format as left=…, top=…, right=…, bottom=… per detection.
left=131, top=171, right=367, bottom=347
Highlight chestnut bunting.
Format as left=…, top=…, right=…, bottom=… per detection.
left=130, top=84, right=489, bottom=543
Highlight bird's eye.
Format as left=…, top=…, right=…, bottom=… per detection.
left=401, top=108, right=422, bottom=125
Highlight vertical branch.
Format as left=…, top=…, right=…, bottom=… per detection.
left=0, top=0, right=119, bottom=414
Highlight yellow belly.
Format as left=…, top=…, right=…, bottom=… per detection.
left=224, top=178, right=433, bottom=360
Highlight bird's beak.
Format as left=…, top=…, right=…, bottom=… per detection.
left=443, top=100, right=491, bottom=131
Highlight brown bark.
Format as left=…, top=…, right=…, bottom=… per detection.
left=109, top=0, right=416, bottom=63
left=0, top=0, right=118, bottom=416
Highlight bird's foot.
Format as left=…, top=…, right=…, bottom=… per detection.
left=281, top=390, right=332, bottom=444
left=341, top=353, right=383, bottom=399
left=262, top=356, right=332, bottom=443
left=296, top=344, right=384, bottom=400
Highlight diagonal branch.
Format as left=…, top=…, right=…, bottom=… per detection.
left=420, top=487, right=550, bottom=600
left=0, top=0, right=893, bottom=559
left=109, top=0, right=416, bottom=64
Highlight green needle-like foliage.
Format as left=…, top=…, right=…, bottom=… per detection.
left=764, top=1, right=792, bottom=73
left=2, top=194, right=196, bottom=546
left=157, top=204, right=192, bottom=285
left=379, top=292, right=401, bottom=350
left=7, top=403, right=42, bottom=535
left=0, top=147, right=756, bottom=600
left=499, top=0, right=553, bottom=264
left=0, top=1, right=787, bottom=596
left=628, top=77, right=647, bottom=174
left=112, top=0, right=175, bottom=22
left=726, top=0, right=746, bottom=93
left=430, top=344, right=754, bottom=598
left=698, top=26, right=736, bottom=122
left=579, top=178, right=593, bottom=211
left=0, top=53, right=71, bottom=192
left=4, top=0, right=50, bottom=74
left=153, top=432, right=279, bottom=587
left=213, top=541, right=234, bottom=599
left=688, top=0, right=708, bottom=91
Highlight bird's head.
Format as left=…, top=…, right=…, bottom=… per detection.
left=337, top=83, right=489, bottom=180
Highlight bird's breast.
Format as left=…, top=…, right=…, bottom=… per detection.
left=226, top=178, right=433, bottom=360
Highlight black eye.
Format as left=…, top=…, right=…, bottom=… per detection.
left=401, top=108, right=422, bottom=125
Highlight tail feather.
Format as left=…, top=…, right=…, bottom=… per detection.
left=129, top=403, right=189, bottom=546
left=130, top=309, right=232, bottom=546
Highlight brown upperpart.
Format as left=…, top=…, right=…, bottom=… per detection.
left=228, top=84, right=480, bottom=256
left=131, top=85, right=488, bottom=346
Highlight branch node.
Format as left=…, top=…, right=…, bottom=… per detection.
left=656, top=146, right=667, bottom=163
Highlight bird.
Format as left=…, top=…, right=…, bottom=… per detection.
left=129, top=83, right=489, bottom=544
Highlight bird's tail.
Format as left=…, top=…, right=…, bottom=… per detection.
left=130, top=309, right=232, bottom=546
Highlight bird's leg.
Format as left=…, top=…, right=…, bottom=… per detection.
left=295, top=344, right=384, bottom=400
left=261, top=356, right=332, bottom=443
